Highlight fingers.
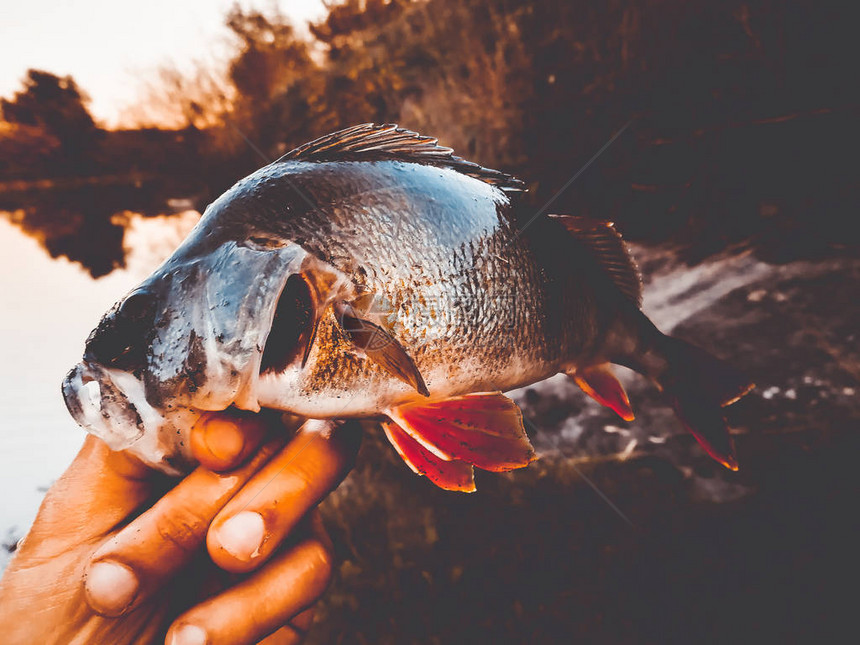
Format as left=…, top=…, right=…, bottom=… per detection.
left=166, top=525, right=332, bottom=645
left=207, top=419, right=361, bottom=573
left=257, top=610, right=315, bottom=645
left=84, top=436, right=287, bottom=617
left=191, top=411, right=304, bottom=472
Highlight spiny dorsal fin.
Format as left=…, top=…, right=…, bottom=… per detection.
left=549, top=214, right=643, bottom=306
left=278, top=123, right=525, bottom=192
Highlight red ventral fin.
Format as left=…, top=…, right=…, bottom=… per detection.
left=382, top=420, right=476, bottom=492
left=567, top=363, right=635, bottom=422
left=386, top=392, right=537, bottom=473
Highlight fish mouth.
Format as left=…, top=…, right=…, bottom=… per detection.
left=60, top=274, right=299, bottom=470
left=61, top=242, right=323, bottom=472
left=63, top=362, right=146, bottom=450
left=60, top=258, right=304, bottom=471
left=62, top=361, right=200, bottom=472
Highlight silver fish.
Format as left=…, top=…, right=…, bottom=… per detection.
left=63, top=124, right=753, bottom=490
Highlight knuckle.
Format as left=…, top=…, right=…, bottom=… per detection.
left=302, top=539, right=333, bottom=585
left=283, top=464, right=317, bottom=500
left=154, top=503, right=207, bottom=552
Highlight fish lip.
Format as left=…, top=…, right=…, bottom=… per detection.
left=62, top=361, right=146, bottom=451
left=63, top=360, right=201, bottom=473
left=61, top=364, right=87, bottom=428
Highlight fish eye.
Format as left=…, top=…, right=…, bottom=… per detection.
left=83, top=289, right=156, bottom=368
left=117, top=288, right=155, bottom=320
left=260, top=274, right=315, bottom=374
left=245, top=236, right=288, bottom=251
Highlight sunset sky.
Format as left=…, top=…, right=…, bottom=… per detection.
left=0, top=0, right=325, bottom=127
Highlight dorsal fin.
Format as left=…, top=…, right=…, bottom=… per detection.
left=549, top=214, right=643, bottom=305
left=278, top=123, right=525, bottom=191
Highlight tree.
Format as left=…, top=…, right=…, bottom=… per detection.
left=226, top=5, right=315, bottom=107
left=2, top=70, right=94, bottom=138
left=1, top=69, right=98, bottom=170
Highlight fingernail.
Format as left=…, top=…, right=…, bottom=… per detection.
left=168, top=624, right=208, bottom=645
left=86, top=560, right=138, bottom=615
left=204, top=417, right=245, bottom=461
left=216, top=511, right=265, bottom=561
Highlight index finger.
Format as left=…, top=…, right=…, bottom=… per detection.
left=207, top=419, right=361, bottom=574
left=190, top=411, right=304, bottom=472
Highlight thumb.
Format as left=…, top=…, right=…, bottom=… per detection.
left=21, top=435, right=156, bottom=554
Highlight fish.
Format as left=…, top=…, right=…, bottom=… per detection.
left=62, top=123, right=754, bottom=491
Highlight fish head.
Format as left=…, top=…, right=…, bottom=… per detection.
left=61, top=190, right=351, bottom=471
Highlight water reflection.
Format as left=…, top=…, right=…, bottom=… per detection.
left=0, top=212, right=198, bottom=568
left=0, top=176, right=199, bottom=277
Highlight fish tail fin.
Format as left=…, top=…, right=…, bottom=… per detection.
left=640, top=334, right=754, bottom=470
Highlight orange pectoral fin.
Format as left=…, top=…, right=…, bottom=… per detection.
left=387, top=392, right=537, bottom=473
left=570, top=363, right=635, bottom=422
left=335, top=301, right=429, bottom=396
left=382, top=421, right=476, bottom=492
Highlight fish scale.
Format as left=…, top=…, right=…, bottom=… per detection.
left=63, top=124, right=753, bottom=488
left=256, top=160, right=556, bottom=394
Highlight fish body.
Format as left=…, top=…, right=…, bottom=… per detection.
left=252, top=159, right=586, bottom=415
left=63, top=124, right=752, bottom=489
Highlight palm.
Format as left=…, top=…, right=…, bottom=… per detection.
left=0, top=440, right=201, bottom=644
left=0, top=416, right=356, bottom=645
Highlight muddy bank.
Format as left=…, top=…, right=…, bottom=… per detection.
left=311, top=248, right=860, bottom=644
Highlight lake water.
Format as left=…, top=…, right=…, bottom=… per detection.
left=0, top=212, right=199, bottom=567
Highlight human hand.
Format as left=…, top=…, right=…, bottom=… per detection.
left=0, top=412, right=361, bottom=645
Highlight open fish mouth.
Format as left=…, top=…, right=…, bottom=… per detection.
left=62, top=361, right=202, bottom=472
left=61, top=289, right=284, bottom=472
left=61, top=239, right=320, bottom=472
left=63, top=363, right=146, bottom=449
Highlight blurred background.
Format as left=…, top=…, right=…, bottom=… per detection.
left=1, top=1, right=858, bottom=642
